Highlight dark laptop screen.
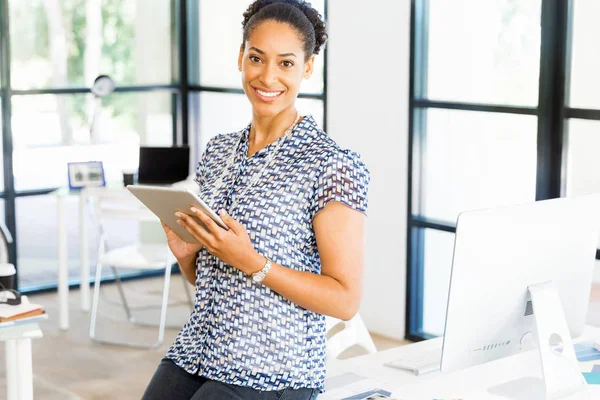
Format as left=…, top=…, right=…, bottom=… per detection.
left=137, top=146, right=190, bottom=184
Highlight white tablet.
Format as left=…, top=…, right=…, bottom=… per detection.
left=127, top=185, right=228, bottom=243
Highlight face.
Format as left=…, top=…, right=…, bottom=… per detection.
left=238, top=20, right=314, bottom=119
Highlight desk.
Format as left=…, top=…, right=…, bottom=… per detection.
left=1, top=323, right=43, bottom=400
left=53, top=179, right=197, bottom=331
left=325, top=325, right=600, bottom=400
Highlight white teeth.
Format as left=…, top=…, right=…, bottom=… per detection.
left=256, top=89, right=282, bottom=97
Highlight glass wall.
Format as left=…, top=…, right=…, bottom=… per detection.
left=9, top=0, right=173, bottom=90
left=4, top=0, right=178, bottom=290
left=1, top=0, right=327, bottom=291
left=407, top=0, right=598, bottom=339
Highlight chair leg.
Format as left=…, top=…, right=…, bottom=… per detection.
left=89, top=261, right=103, bottom=340
left=89, top=263, right=173, bottom=349
left=128, top=258, right=172, bottom=349
left=111, top=266, right=135, bottom=323
left=154, top=263, right=172, bottom=348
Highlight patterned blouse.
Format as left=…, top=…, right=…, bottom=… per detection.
left=166, top=115, right=370, bottom=392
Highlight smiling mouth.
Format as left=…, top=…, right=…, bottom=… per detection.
left=253, top=87, right=284, bottom=99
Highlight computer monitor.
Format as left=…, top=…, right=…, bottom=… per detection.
left=137, top=146, right=190, bottom=185
left=441, top=194, right=600, bottom=375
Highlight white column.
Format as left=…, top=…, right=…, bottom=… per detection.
left=16, top=338, right=34, bottom=400
left=80, top=190, right=90, bottom=311
left=57, top=194, right=69, bottom=330
left=5, top=340, right=18, bottom=400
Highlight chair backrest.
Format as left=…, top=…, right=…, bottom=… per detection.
left=325, top=313, right=377, bottom=360
left=87, top=187, right=165, bottom=248
left=88, top=187, right=156, bottom=222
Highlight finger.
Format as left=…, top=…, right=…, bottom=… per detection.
left=218, top=209, right=239, bottom=233
left=160, top=220, right=173, bottom=233
left=177, top=212, right=215, bottom=249
left=176, top=218, right=210, bottom=248
left=190, top=207, right=224, bottom=238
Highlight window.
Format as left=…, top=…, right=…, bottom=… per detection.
left=426, top=0, right=541, bottom=106
left=2, top=0, right=179, bottom=290
left=418, top=109, right=537, bottom=223
left=9, top=0, right=173, bottom=90
left=407, top=0, right=591, bottom=340
left=11, top=91, right=176, bottom=191
left=569, top=1, right=600, bottom=109
left=0, top=0, right=328, bottom=292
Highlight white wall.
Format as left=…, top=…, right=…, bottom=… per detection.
left=327, top=0, right=411, bottom=340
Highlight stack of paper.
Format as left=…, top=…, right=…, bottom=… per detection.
left=0, top=295, right=45, bottom=323
left=322, top=373, right=401, bottom=400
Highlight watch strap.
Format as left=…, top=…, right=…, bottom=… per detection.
left=251, top=257, right=272, bottom=283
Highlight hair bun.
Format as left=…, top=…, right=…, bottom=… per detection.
left=242, top=0, right=328, bottom=56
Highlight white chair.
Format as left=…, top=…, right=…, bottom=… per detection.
left=87, top=188, right=189, bottom=349
left=325, top=313, right=377, bottom=359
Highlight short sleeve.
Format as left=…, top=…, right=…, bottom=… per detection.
left=194, top=135, right=219, bottom=187
left=194, top=147, right=208, bottom=187
left=314, top=149, right=370, bottom=217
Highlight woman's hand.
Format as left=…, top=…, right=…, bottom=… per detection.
left=161, top=221, right=203, bottom=261
left=175, top=208, right=260, bottom=275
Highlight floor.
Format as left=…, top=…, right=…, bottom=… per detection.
left=0, top=276, right=408, bottom=400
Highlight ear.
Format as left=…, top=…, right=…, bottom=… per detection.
left=304, top=54, right=315, bottom=79
left=238, top=45, right=244, bottom=71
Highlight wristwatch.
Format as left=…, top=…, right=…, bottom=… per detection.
left=251, top=257, right=272, bottom=283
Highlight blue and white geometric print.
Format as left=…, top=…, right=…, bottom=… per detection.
left=166, top=115, right=370, bottom=392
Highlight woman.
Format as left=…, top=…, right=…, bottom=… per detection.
left=142, top=1, right=370, bottom=399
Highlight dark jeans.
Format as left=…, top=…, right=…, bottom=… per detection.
left=141, top=357, right=319, bottom=400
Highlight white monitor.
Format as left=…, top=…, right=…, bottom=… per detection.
left=441, top=194, right=600, bottom=376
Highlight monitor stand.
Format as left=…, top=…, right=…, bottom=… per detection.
left=487, top=281, right=590, bottom=400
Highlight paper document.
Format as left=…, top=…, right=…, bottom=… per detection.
left=0, top=313, right=48, bottom=329
left=0, top=295, right=44, bottom=321
left=322, top=373, right=402, bottom=400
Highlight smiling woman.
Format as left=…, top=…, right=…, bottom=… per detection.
left=142, top=2, right=370, bottom=400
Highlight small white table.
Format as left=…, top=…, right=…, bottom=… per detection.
left=1, top=322, right=43, bottom=400
left=325, top=325, right=600, bottom=399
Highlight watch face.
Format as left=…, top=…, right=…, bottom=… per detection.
left=91, top=76, right=115, bottom=97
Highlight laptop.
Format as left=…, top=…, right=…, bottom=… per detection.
left=137, top=146, right=190, bottom=185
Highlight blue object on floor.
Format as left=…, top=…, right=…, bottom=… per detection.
left=582, top=372, right=600, bottom=385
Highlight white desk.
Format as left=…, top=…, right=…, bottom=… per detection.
left=53, top=179, right=197, bottom=331
left=325, top=325, right=600, bottom=400
left=1, top=322, right=43, bottom=400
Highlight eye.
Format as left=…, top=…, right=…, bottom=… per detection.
left=249, top=55, right=262, bottom=63
left=281, top=60, right=294, bottom=68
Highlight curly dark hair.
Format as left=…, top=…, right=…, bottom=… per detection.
left=241, top=0, right=328, bottom=59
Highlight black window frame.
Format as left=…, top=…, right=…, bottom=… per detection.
left=407, top=0, right=599, bottom=341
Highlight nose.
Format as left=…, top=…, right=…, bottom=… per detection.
left=260, top=62, right=278, bottom=87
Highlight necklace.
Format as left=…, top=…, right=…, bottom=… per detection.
left=211, top=112, right=302, bottom=212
